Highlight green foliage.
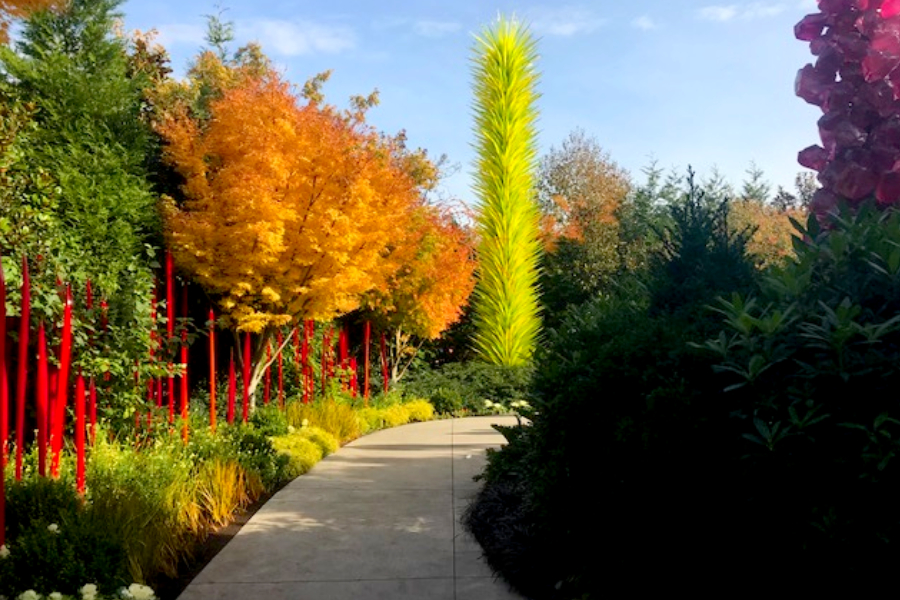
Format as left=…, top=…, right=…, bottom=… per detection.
left=402, top=398, right=434, bottom=422
left=470, top=15, right=542, bottom=367
left=401, top=361, right=533, bottom=415
left=469, top=169, right=764, bottom=594
left=221, top=423, right=290, bottom=491
left=0, top=477, right=129, bottom=598
left=270, top=434, right=323, bottom=479
left=694, top=202, right=900, bottom=573
left=249, top=402, right=290, bottom=437
left=647, top=167, right=757, bottom=318
left=0, top=0, right=163, bottom=422
left=298, top=425, right=339, bottom=457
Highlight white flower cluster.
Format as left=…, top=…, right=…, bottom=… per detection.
left=47, top=524, right=59, bottom=534
left=17, top=591, right=40, bottom=600
left=510, top=400, right=530, bottom=410
left=119, top=584, right=155, bottom=600
left=81, top=584, right=98, bottom=600
left=0, top=544, right=9, bottom=559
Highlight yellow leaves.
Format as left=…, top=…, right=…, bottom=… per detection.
left=729, top=200, right=804, bottom=270
left=158, top=67, right=423, bottom=331
left=364, top=205, right=477, bottom=340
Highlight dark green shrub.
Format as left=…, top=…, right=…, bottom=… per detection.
left=402, top=361, right=533, bottom=414
left=249, top=403, right=290, bottom=437
left=696, top=203, right=900, bottom=575
left=468, top=171, right=763, bottom=596
left=1, top=477, right=129, bottom=598
left=223, top=424, right=291, bottom=490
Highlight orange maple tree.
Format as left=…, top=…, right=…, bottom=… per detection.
left=156, top=66, right=423, bottom=397
left=362, top=204, right=477, bottom=382
left=0, top=0, right=61, bottom=44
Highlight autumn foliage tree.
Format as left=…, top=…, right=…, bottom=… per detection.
left=361, top=204, right=476, bottom=382
left=156, top=65, right=423, bottom=399
left=536, top=130, right=631, bottom=321
left=0, top=0, right=60, bottom=44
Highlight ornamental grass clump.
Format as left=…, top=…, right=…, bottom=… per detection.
left=795, top=0, right=900, bottom=216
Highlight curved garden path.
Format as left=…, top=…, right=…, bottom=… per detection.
left=177, top=416, right=524, bottom=600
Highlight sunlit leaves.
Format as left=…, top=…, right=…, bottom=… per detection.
left=157, top=64, right=420, bottom=333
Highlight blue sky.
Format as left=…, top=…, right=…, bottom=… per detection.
left=121, top=0, right=822, bottom=205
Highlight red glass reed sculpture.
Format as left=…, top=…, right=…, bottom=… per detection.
left=51, top=286, right=72, bottom=479
left=85, top=281, right=96, bottom=445
left=75, top=372, right=85, bottom=495
left=14, top=256, right=30, bottom=479
left=301, top=323, right=310, bottom=404
left=209, top=308, right=217, bottom=432
left=89, top=377, right=96, bottom=447
left=0, top=260, right=6, bottom=547
left=166, top=252, right=175, bottom=423
left=180, top=287, right=189, bottom=442
left=364, top=321, right=371, bottom=404
left=381, top=332, right=389, bottom=394
left=264, top=342, right=271, bottom=406
left=227, top=348, right=236, bottom=424
left=36, top=323, right=48, bottom=476
left=148, top=284, right=157, bottom=408
left=242, top=332, right=250, bottom=423
left=276, top=329, right=284, bottom=407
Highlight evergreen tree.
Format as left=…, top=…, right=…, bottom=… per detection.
left=0, top=0, right=159, bottom=295
left=0, top=0, right=161, bottom=422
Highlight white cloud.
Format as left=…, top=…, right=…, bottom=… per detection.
left=154, top=23, right=206, bottom=48
left=698, top=5, right=740, bottom=21
left=239, top=19, right=355, bottom=56
left=528, top=6, right=607, bottom=37
left=413, top=20, right=461, bottom=37
left=744, top=3, right=788, bottom=18
left=698, top=3, right=787, bottom=22
left=632, top=16, right=660, bottom=31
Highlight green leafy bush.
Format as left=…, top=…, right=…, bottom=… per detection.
left=403, top=399, right=434, bottom=422
left=0, top=477, right=129, bottom=598
left=249, top=403, right=290, bottom=437
left=402, top=361, right=533, bottom=414
left=695, top=203, right=900, bottom=575
left=271, top=435, right=323, bottom=478
left=467, top=171, right=762, bottom=595
left=298, top=425, right=339, bottom=457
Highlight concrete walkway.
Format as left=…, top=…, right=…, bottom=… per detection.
left=178, top=416, right=524, bottom=600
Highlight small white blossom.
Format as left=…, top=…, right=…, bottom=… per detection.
left=18, top=591, right=40, bottom=600
left=49, top=593, right=62, bottom=600
left=287, top=425, right=296, bottom=434
left=47, top=523, right=59, bottom=534
left=80, top=583, right=98, bottom=600
left=0, top=544, right=9, bottom=559
left=301, top=419, right=309, bottom=429
left=483, top=400, right=494, bottom=408
left=124, top=584, right=155, bottom=600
